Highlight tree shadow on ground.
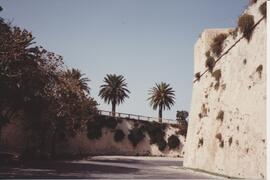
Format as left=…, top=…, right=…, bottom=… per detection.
left=0, top=160, right=139, bottom=179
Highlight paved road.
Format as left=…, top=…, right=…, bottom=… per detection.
left=0, top=156, right=222, bottom=179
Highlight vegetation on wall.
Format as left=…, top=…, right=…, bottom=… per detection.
left=259, top=2, right=267, bottom=17
left=256, top=64, right=263, bottom=78
left=114, top=129, right=125, bottom=142
left=128, top=126, right=145, bottom=147
left=205, top=56, right=216, bottom=73
left=216, top=111, right=224, bottom=121
left=195, top=72, right=201, bottom=81
left=198, top=138, right=204, bottom=148
left=238, top=13, right=255, bottom=41
left=210, top=33, right=228, bottom=57
left=87, top=115, right=118, bottom=140
left=168, top=135, right=180, bottom=149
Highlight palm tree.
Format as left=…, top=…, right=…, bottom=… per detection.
left=148, top=82, right=175, bottom=122
left=64, top=68, right=90, bottom=94
left=99, top=74, right=130, bottom=116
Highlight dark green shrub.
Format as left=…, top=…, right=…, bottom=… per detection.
left=256, top=64, right=263, bottom=78
left=128, top=127, right=145, bottom=147
left=214, top=82, right=220, bottom=90
left=87, top=120, right=102, bottom=140
left=114, top=129, right=125, bottom=142
left=205, top=56, right=215, bottom=72
left=216, top=111, right=224, bottom=121
left=168, top=135, right=180, bottom=149
left=143, top=122, right=166, bottom=145
left=259, top=2, right=266, bottom=17
left=228, top=137, right=233, bottom=146
left=198, top=138, right=203, bottom=148
left=229, top=28, right=238, bottom=39
left=238, top=14, right=255, bottom=41
left=212, top=69, right=221, bottom=82
left=215, top=133, right=222, bottom=141
left=101, top=116, right=118, bottom=129
left=220, top=140, right=224, bottom=148
left=157, top=139, right=167, bottom=151
left=205, top=51, right=210, bottom=57
left=210, top=33, right=228, bottom=57
left=195, top=72, right=201, bottom=81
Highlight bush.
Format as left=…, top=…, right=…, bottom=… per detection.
left=114, top=129, right=125, bottom=142
left=168, top=135, right=180, bottom=149
left=216, top=111, right=224, bottom=121
left=198, top=138, right=203, bottom=148
left=141, top=122, right=166, bottom=144
left=229, top=28, right=238, bottom=39
left=256, top=64, right=263, bottom=78
left=205, top=56, right=215, bottom=73
left=157, top=139, right=167, bottom=151
left=238, top=14, right=254, bottom=41
left=100, top=116, right=118, bottom=129
left=212, top=69, right=221, bottom=82
left=128, top=127, right=145, bottom=147
left=228, top=137, right=233, bottom=146
left=210, top=33, right=228, bottom=57
left=195, top=72, right=201, bottom=81
left=260, top=2, right=267, bottom=17
left=87, top=120, right=102, bottom=140
left=205, top=51, right=211, bottom=57
left=215, top=133, right=222, bottom=141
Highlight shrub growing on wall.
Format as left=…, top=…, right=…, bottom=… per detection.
left=259, top=2, right=266, bottom=17
left=100, top=116, right=118, bottom=129
left=114, top=129, right=125, bottom=142
left=128, top=126, right=145, bottom=147
left=238, top=13, right=255, bottom=41
left=205, top=56, right=215, bottom=73
left=87, top=120, right=102, bottom=140
left=168, top=135, right=180, bottom=149
left=210, top=33, right=228, bottom=57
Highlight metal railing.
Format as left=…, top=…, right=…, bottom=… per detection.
left=98, top=110, right=178, bottom=124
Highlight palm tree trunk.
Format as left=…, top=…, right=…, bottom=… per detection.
left=112, top=101, right=116, bottom=117
left=158, top=105, right=162, bottom=123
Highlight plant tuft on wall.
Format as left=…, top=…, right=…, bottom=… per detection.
left=238, top=13, right=255, bottom=41
left=256, top=64, right=263, bottom=78
left=259, top=2, right=267, bottom=17
left=216, top=111, right=224, bottom=121
left=128, top=126, right=145, bottom=147
left=168, top=135, right=180, bottom=149
left=210, top=33, right=228, bottom=57
left=205, top=56, right=216, bottom=73
left=114, top=129, right=125, bottom=142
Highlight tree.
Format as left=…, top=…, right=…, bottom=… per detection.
left=176, top=110, right=189, bottom=122
left=99, top=74, right=130, bottom=116
left=148, top=82, right=175, bottom=122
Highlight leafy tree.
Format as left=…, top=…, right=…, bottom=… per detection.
left=99, top=74, right=130, bottom=116
left=176, top=110, right=189, bottom=122
left=148, top=82, right=175, bottom=122
left=0, top=10, right=98, bottom=158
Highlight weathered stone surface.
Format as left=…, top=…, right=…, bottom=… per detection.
left=184, top=0, right=266, bottom=178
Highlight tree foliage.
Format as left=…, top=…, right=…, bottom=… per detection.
left=0, top=10, right=98, bottom=158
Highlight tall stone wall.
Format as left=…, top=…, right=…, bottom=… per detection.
left=184, top=0, right=266, bottom=178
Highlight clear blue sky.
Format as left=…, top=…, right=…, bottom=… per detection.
left=0, top=0, right=248, bottom=119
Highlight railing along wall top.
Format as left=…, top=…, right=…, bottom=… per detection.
left=98, top=110, right=178, bottom=124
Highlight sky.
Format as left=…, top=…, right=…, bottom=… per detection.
left=0, top=0, right=248, bottom=120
